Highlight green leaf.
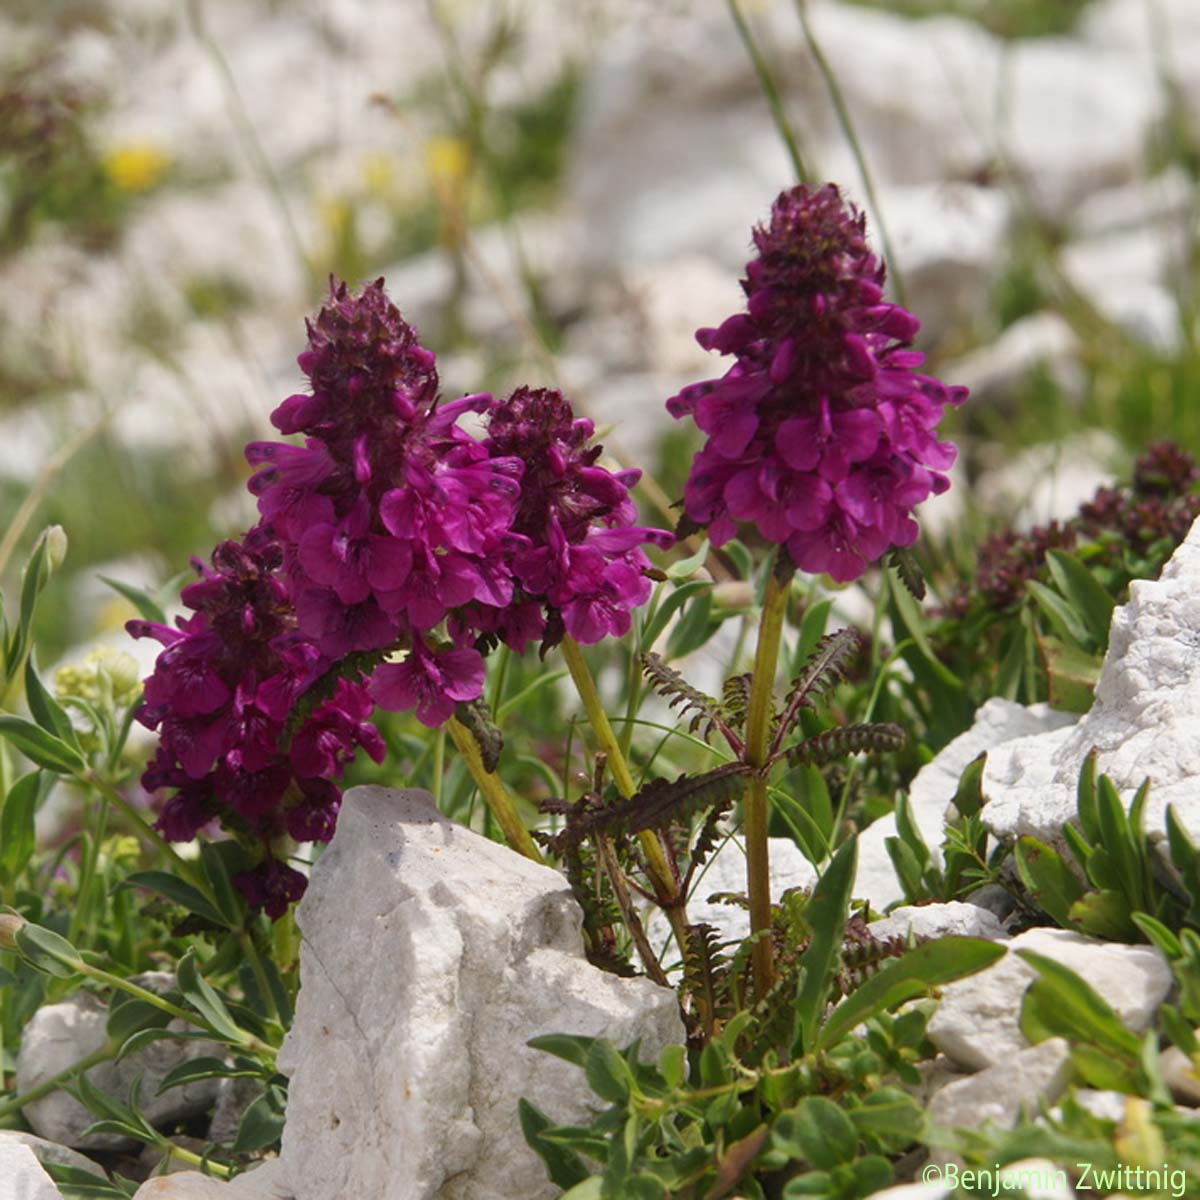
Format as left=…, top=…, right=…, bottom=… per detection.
left=887, top=571, right=962, bottom=691
left=791, top=598, right=833, bottom=675
left=1037, top=635, right=1102, bottom=714
left=0, top=715, right=86, bottom=774
left=176, top=948, right=246, bottom=1043
left=816, top=937, right=1006, bottom=1053
left=1045, top=550, right=1115, bottom=649
left=231, top=1087, right=286, bottom=1152
left=106, top=996, right=171, bottom=1047
left=773, top=1097, right=858, bottom=1170
left=25, top=654, right=82, bottom=750
left=199, top=841, right=250, bottom=929
left=1014, top=837, right=1085, bottom=927
left=885, top=835, right=928, bottom=906
left=120, top=871, right=227, bottom=928
left=0, top=770, right=49, bottom=882
left=794, top=838, right=857, bottom=1055
left=1026, top=579, right=1093, bottom=651
left=666, top=538, right=710, bottom=581
left=1076, top=749, right=1100, bottom=843
left=8, top=531, right=53, bottom=678
left=1096, top=774, right=1146, bottom=908
left=1016, top=949, right=1141, bottom=1057
left=584, top=1039, right=634, bottom=1104
left=528, top=1033, right=594, bottom=1069
left=99, top=576, right=167, bottom=626
left=520, top=1099, right=591, bottom=1190
left=657, top=1043, right=686, bottom=1090
left=950, top=751, right=987, bottom=818
left=664, top=587, right=718, bottom=659
left=15, top=921, right=82, bottom=977
left=848, top=1087, right=923, bottom=1143
left=1069, top=1043, right=1141, bottom=1092
left=1068, top=888, right=1137, bottom=941
left=157, top=1056, right=242, bottom=1095
left=560, top=1180, right=603, bottom=1200
left=639, top=580, right=712, bottom=655
left=1131, top=912, right=1181, bottom=959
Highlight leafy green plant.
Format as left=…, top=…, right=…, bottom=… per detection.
left=522, top=837, right=1005, bottom=1198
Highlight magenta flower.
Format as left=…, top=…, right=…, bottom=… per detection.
left=369, top=641, right=486, bottom=728
left=667, top=184, right=966, bottom=582
left=482, top=386, right=672, bottom=647
left=246, top=279, right=521, bottom=719
left=129, top=530, right=384, bottom=916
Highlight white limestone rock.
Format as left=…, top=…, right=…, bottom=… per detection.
left=943, top=312, right=1083, bottom=410
left=926, top=928, right=1172, bottom=1072
left=0, top=1140, right=63, bottom=1200
left=131, top=1162, right=290, bottom=1200
left=854, top=699, right=1077, bottom=911
left=869, top=902, right=1008, bottom=945
left=16, top=975, right=222, bottom=1151
left=273, top=786, right=684, bottom=1200
left=927, top=1038, right=1073, bottom=1134
left=983, top=516, right=1200, bottom=851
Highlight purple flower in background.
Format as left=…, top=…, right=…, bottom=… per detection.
left=483, top=386, right=673, bottom=646
left=667, top=184, right=966, bottom=582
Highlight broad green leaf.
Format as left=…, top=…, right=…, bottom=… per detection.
left=1014, top=837, right=1085, bottom=928
left=528, top=1033, right=595, bottom=1069
left=1068, top=888, right=1137, bottom=941
left=560, top=1180, right=603, bottom=1200
left=0, top=716, right=85, bottom=774
left=15, top=921, right=82, bottom=977
left=1131, top=912, right=1181, bottom=959
left=1026, top=579, right=1092, bottom=651
left=886, top=573, right=962, bottom=691
left=852, top=1155, right=894, bottom=1195
left=657, top=1043, right=686, bottom=1090
left=120, top=871, right=226, bottom=928
left=519, top=1099, right=592, bottom=1190
left=791, top=598, right=833, bottom=675
left=848, top=1087, right=923, bottom=1143
left=816, top=937, right=1007, bottom=1053
left=664, top=587, right=717, bottom=659
left=0, top=770, right=49, bottom=882
left=1045, top=550, right=1115, bottom=649
left=885, top=836, right=928, bottom=906
left=665, top=539, right=710, bottom=581
left=176, top=948, right=246, bottom=1044
left=584, top=1039, right=634, bottom=1104
left=793, top=838, right=857, bottom=1055
left=773, top=1097, right=857, bottom=1170
left=1096, top=775, right=1146, bottom=910
left=8, top=531, right=54, bottom=677
left=950, top=752, right=987, bottom=818
left=106, top=996, right=171, bottom=1047
left=1016, top=949, right=1141, bottom=1057
left=1069, top=1043, right=1141, bottom=1092
left=200, top=841, right=249, bottom=929
left=231, top=1088, right=286, bottom=1152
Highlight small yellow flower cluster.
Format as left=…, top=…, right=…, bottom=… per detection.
left=103, top=143, right=171, bottom=193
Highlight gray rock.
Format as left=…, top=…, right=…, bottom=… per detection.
left=0, top=1129, right=104, bottom=1179
left=0, top=1140, right=63, bottom=1200
left=869, top=902, right=1008, bottom=944
left=927, top=928, right=1172, bottom=1072
left=16, top=974, right=222, bottom=1151
left=983, top=515, right=1200, bottom=852
left=854, top=699, right=1077, bottom=911
left=272, top=786, right=684, bottom=1200
left=131, top=1162, right=290, bottom=1200
left=928, top=1038, right=1072, bottom=1133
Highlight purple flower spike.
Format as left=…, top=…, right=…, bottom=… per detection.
left=667, top=184, right=966, bottom=581
left=483, top=386, right=672, bottom=649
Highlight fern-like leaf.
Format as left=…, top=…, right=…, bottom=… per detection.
left=783, top=722, right=906, bottom=768
left=784, top=628, right=863, bottom=714
left=682, top=923, right=732, bottom=1038
left=625, top=763, right=752, bottom=835
left=641, top=652, right=730, bottom=743
left=888, top=546, right=927, bottom=601
left=721, top=672, right=754, bottom=732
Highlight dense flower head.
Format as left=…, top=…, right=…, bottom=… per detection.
left=246, top=278, right=523, bottom=720
left=480, top=385, right=673, bottom=646
left=128, top=529, right=384, bottom=913
left=667, top=183, right=966, bottom=582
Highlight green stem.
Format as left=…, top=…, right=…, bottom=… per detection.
left=68, top=792, right=109, bottom=948
left=446, top=717, right=544, bottom=863
left=793, top=0, right=905, bottom=307
left=559, top=637, right=689, bottom=961
left=728, top=0, right=812, bottom=182
left=160, top=1138, right=232, bottom=1178
left=743, top=569, right=791, bottom=998
left=431, top=725, right=446, bottom=807
left=0, top=1041, right=116, bottom=1121
left=85, top=776, right=202, bottom=888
